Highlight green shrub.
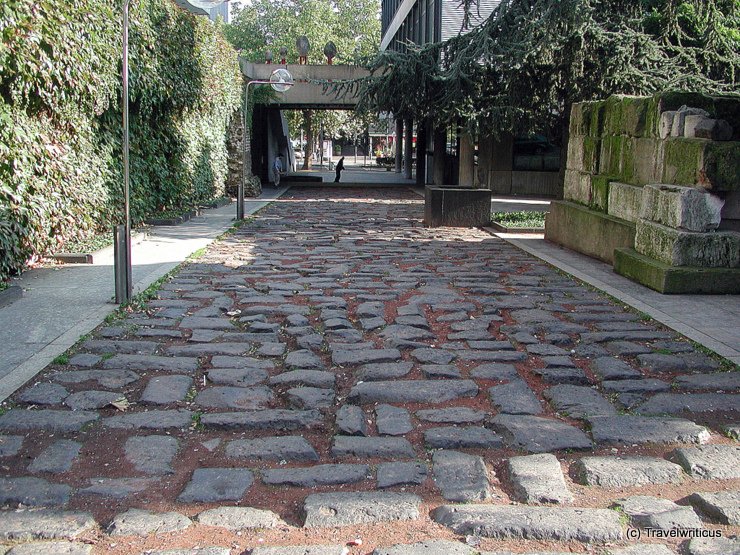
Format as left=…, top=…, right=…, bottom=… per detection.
left=491, top=211, right=547, bottom=228
left=0, top=0, right=241, bottom=281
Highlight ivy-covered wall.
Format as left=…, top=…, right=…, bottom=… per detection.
left=0, top=0, right=242, bottom=281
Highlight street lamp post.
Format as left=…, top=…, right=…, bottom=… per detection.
left=239, top=68, right=294, bottom=220
left=114, top=0, right=230, bottom=304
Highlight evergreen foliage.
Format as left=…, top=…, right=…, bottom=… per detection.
left=0, top=0, right=241, bottom=282
left=344, top=0, right=738, bottom=138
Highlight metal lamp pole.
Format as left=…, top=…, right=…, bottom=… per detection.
left=115, top=0, right=229, bottom=304
left=239, top=68, right=293, bottom=220
left=114, top=0, right=133, bottom=304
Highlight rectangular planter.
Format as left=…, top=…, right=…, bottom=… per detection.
left=424, top=186, right=492, bottom=227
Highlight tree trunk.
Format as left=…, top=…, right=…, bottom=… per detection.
left=302, top=109, right=314, bottom=170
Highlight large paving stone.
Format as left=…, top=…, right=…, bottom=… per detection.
left=432, top=504, right=623, bottom=541
left=356, top=362, right=413, bottom=381
left=589, top=416, right=710, bottom=445
left=0, top=510, right=96, bottom=541
left=491, top=415, right=592, bottom=453
left=416, top=408, right=486, bottom=424
left=617, top=495, right=702, bottom=531
left=544, top=385, right=616, bottom=418
left=635, top=393, right=740, bottom=415
left=348, top=380, right=478, bottom=404
left=336, top=405, right=368, bottom=436
left=51, top=369, right=140, bottom=389
left=331, top=436, right=415, bottom=459
left=303, top=492, right=421, bottom=527
left=287, top=387, right=335, bottom=410
left=251, top=546, right=346, bottom=555
left=379, top=325, right=434, bottom=341
left=607, top=545, right=677, bottom=555
left=376, top=405, right=412, bottom=436
left=674, top=373, right=740, bottom=391
left=533, top=367, right=590, bottom=385
left=470, top=363, right=519, bottom=380
left=103, top=354, right=198, bottom=373
left=601, top=379, right=670, bottom=394
left=672, top=445, right=740, bottom=479
left=377, top=462, right=428, bottom=488
left=457, top=351, right=527, bottom=362
left=5, top=541, right=93, bottom=554
left=104, top=409, right=193, bottom=430
left=372, top=540, right=475, bottom=555
left=411, top=348, right=455, bottom=364
left=688, top=537, right=740, bottom=555
left=64, top=390, right=121, bottom=411
left=421, top=364, right=462, bottom=379
left=688, top=491, right=740, bottom=524
left=206, top=367, right=268, bottom=387
left=573, top=456, right=685, bottom=487
left=424, top=427, right=502, bottom=449
left=177, top=468, right=254, bottom=503
left=200, top=410, right=322, bottom=431
left=196, top=506, right=282, bottom=530
left=226, top=436, right=318, bottom=462
left=196, top=386, right=273, bottom=410
left=507, top=454, right=573, bottom=504
left=285, top=350, right=325, bottom=370
left=432, top=450, right=490, bottom=502
left=79, top=477, right=157, bottom=498
left=262, top=464, right=369, bottom=487
left=144, top=548, right=230, bottom=555
left=125, top=435, right=179, bottom=475
left=166, top=343, right=254, bottom=357
left=269, top=370, right=335, bottom=389
left=140, top=375, right=193, bottom=404
left=19, top=383, right=68, bottom=405
left=0, top=410, right=98, bottom=433
left=28, top=440, right=81, bottom=473
left=81, top=339, right=157, bottom=354
left=0, top=435, right=23, bottom=457
left=178, top=317, right=235, bottom=330
left=0, top=477, right=72, bottom=507
left=210, top=356, right=273, bottom=369
left=489, top=381, right=543, bottom=415
left=332, top=348, right=401, bottom=366
left=108, top=508, right=191, bottom=536
left=637, top=353, right=688, bottom=372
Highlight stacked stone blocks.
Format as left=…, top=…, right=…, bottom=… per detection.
left=549, top=92, right=740, bottom=292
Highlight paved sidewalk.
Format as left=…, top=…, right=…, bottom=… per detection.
left=0, top=187, right=736, bottom=555
left=0, top=188, right=286, bottom=401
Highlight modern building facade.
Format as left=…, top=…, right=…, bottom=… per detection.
left=381, top=0, right=500, bottom=52
left=207, top=1, right=230, bottom=23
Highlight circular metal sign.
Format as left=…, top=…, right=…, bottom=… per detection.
left=270, top=68, right=294, bottom=93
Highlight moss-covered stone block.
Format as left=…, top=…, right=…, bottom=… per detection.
left=599, top=136, right=625, bottom=177
left=663, top=138, right=740, bottom=191
left=545, top=201, right=636, bottom=264
left=603, top=96, right=626, bottom=137
left=622, top=96, right=651, bottom=137
left=564, top=169, right=591, bottom=205
left=589, top=101, right=605, bottom=137
left=569, top=103, right=587, bottom=137
left=608, top=182, right=644, bottom=223
left=702, top=141, right=740, bottom=191
left=635, top=219, right=740, bottom=267
left=633, top=138, right=662, bottom=184
left=641, top=184, right=724, bottom=232
left=590, top=175, right=611, bottom=212
left=663, top=138, right=707, bottom=186
left=583, top=136, right=600, bottom=174
left=614, top=248, right=740, bottom=294
left=621, top=137, right=636, bottom=184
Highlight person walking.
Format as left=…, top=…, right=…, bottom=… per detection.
left=273, top=155, right=283, bottom=186
left=334, top=156, right=345, bottom=183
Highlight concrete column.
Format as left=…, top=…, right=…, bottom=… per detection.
left=433, top=127, right=446, bottom=185
left=415, top=120, right=427, bottom=185
left=403, top=118, right=413, bottom=179
left=489, top=132, right=514, bottom=194
left=458, top=132, right=475, bottom=187
left=395, top=118, right=403, bottom=173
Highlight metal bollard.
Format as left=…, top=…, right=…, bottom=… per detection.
left=114, top=224, right=132, bottom=304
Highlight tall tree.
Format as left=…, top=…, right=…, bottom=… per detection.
left=225, top=0, right=380, bottom=169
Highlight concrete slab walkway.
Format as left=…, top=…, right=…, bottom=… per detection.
left=0, top=186, right=736, bottom=555
left=0, top=188, right=286, bottom=401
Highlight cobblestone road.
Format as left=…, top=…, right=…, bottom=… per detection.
left=0, top=188, right=738, bottom=555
